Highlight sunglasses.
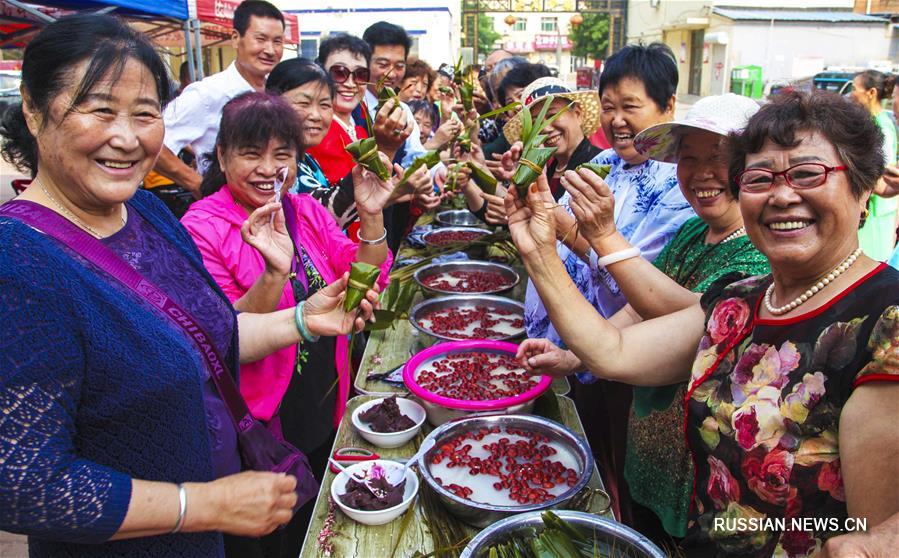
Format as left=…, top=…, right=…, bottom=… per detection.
left=328, top=64, right=370, bottom=85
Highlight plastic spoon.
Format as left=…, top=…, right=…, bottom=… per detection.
left=327, top=457, right=386, bottom=499
left=400, top=437, right=436, bottom=478
left=270, top=166, right=289, bottom=224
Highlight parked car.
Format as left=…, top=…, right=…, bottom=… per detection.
left=812, top=71, right=855, bottom=95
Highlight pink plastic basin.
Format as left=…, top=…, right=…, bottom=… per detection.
left=403, top=340, right=552, bottom=412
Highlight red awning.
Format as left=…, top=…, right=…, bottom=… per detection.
left=194, top=0, right=298, bottom=44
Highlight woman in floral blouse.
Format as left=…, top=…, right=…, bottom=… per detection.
left=520, top=93, right=770, bottom=544
left=510, top=90, right=898, bottom=557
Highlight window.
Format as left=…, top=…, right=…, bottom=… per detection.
left=540, top=17, right=558, bottom=32
left=300, top=39, right=318, bottom=60
left=513, top=17, right=526, bottom=31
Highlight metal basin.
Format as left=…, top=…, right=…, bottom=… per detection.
left=409, top=294, right=525, bottom=343
left=422, top=226, right=491, bottom=250
left=416, top=415, right=594, bottom=528
left=413, top=260, right=519, bottom=297
left=435, top=209, right=482, bottom=227
left=460, top=510, right=667, bottom=558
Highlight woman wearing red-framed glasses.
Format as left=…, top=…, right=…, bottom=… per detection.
left=509, top=90, right=899, bottom=557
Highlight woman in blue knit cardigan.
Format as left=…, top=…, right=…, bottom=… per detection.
left=0, top=14, right=379, bottom=558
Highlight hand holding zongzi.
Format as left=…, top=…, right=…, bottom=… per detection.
left=301, top=271, right=380, bottom=337
left=561, top=166, right=618, bottom=245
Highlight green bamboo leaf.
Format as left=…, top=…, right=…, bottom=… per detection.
left=576, top=163, right=612, bottom=179
left=540, top=101, right=574, bottom=130
left=479, top=101, right=521, bottom=120
left=364, top=309, right=397, bottom=331
left=466, top=162, right=498, bottom=195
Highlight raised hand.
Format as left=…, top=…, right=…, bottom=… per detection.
left=516, top=338, right=581, bottom=378
left=406, top=165, right=440, bottom=211
left=352, top=153, right=395, bottom=215
left=241, top=202, right=294, bottom=277
left=479, top=191, right=508, bottom=225
left=373, top=98, right=412, bottom=154
left=302, top=272, right=379, bottom=336
left=561, top=168, right=618, bottom=246
left=504, top=172, right=557, bottom=260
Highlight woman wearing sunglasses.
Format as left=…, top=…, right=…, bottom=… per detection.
left=307, top=33, right=412, bottom=185
left=511, top=91, right=899, bottom=557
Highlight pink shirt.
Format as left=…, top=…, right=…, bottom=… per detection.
left=182, top=187, right=392, bottom=425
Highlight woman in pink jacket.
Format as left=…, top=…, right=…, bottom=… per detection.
left=181, top=92, right=393, bottom=558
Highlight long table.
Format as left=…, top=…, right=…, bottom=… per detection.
left=298, top=394, right=611, bottom=558
left=299, top=216, right=603, bottom=557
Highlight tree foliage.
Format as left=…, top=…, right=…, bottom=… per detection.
left=477, top=14, right=502, bottom=56
left=569, top=13, right=610, bottom=60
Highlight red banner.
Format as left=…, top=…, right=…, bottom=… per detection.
left=194, top=0, right=298, bottom=44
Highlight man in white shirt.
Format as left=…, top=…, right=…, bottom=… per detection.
left=153, top=0, right=285, bottom=194
left=361, top=21, right=427, bottom=167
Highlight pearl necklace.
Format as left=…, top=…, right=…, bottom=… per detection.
left=37, top=177, right=126, bottom=238
left=764, top=248, right=863, bottom=316
left=719, top=226, right=746, bottom=244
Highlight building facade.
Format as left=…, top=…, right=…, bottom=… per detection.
left=274, top=1, right=461, bottom=70
left=627, top=0, right=892, bottom=97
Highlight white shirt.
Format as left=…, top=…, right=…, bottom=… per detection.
left=163, top=62, right=254, bottom=174
left=363, top=89, right=427, bottom=167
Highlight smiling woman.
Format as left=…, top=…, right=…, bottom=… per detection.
left=519, top=44, right=695, bottom=517
left=0, top=15, right=380, bottom=558
left=508, top=90, right=899, bottom=557
left=181, top=91, right=393, bottom=558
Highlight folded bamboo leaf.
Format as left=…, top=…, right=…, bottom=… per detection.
left=576, top=163, right=612, bottom=179
left=438, top=85, right=454, bottom=95
left=457, top=130, right=472, bottom=153
left=344, top=261, right=381, bottom=312
left=465, top=162, right=498, bottom=195
left=459, top=81, right=474, bottom=111
left=345, top=138, right=390, bottom=181
left=511, top=145, right=556, bottom=197
left=398, top=150, right=442, bottom=186
left=444, top=162, right=466, bottom=192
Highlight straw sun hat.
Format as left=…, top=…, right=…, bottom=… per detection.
left=633, top=93, right=760, bottom=164
left=503, top=77, right=601, bottom=143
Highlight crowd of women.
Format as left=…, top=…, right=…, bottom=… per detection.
left=0, top=5, right=896, bottom=558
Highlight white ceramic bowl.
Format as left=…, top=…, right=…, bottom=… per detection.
left=351, top=397, right=427, bottom=448
left=330, top=459, right=420, bottom=525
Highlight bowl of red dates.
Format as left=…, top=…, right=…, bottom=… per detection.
left=422, top=226, right=491, bottom=250
left=409, top=295, right=525, bottom=343
left=414, top=260, right=519, bottom=297
left=414, top=414, right=594, bottom=528
left=403, top=340, right=552, bottom=426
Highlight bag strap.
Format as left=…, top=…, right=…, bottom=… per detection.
left=0, top=200, right=256, bottom=433
left=279, top=194, right=309, bottom=294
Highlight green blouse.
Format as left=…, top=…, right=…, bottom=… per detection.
left=624, top=216, right=770, bottom=537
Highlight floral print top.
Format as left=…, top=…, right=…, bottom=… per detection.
left=684, top=264, right=899, bottom=557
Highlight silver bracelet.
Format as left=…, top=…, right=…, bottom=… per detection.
left=171, top=483, right=187, bottom=534
left=358, top=227, right=387, bottom=245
